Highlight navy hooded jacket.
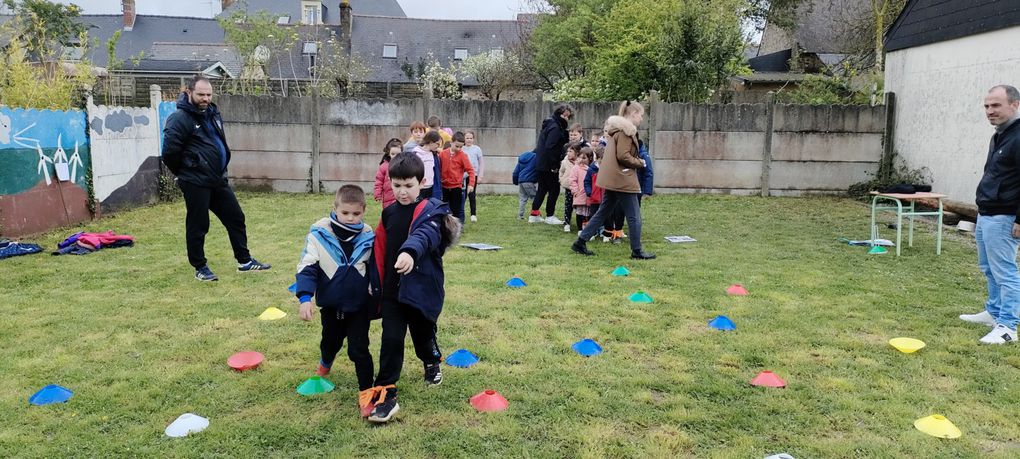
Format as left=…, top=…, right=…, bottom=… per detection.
left=373, top=198, right=454, bottom=322
left=512, top=151, right=538, bottom=184
left=161, top=93, right=232, bottom=187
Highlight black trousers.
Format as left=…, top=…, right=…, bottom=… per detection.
left=531, top=170, right=560, bottom=216
left=463, top=177, right=477, bottom=216
left=178, top=180, right=251, bottom=268
left=563, top=188, right=574, bottom=226
left=442, top=187, right=465, bottom=222
left=320, top=308, right=374, bottom=391
left=374, top=300, right=441, bottom=386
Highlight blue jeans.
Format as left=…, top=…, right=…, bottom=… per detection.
left=976, top=214, right=1020, bottom=329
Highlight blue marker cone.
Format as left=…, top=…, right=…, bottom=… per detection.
left=287, top=282, right=297, bottom=293
left=572, top=339, right=604, bottom=356
left=629, top=291, right=653, bottom=303
left=611, top=266, right=630, bottom=276
left=29, top=384, right=73, bottom=406
left=708, top=315, right=736, bottom=331
left=506, top=277, right=526, bottom=288
left=445, top=349, right=479, bottom=368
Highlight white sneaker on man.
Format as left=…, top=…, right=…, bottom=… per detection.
left=960, top=310, right=996, bottom=327
left=470, top=215, right=477, bottom=222
left=979, top=324, right=1017, bottom=344
left=528, top=215, right=543, bottom=223
left=563, top=224, right=571, bottom=232
left=545, top=216, right=564, bottom=225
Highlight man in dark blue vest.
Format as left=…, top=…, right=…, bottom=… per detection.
left=161, top=75, right=271, bottom=281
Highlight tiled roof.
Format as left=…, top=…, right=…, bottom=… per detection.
left=150, top=42, right=243, bottom=76
left=220, top=0, right=406, bottom=24
left=885, top=0, right=1020, bottom=52
left=79, top=15, right=225, bottom=68
left=351, top=14, right=523, bottom=83
left=759, top=0, right=869, bottom=55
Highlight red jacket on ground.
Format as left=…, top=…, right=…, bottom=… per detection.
left=439, top=148, right=475, bottom=189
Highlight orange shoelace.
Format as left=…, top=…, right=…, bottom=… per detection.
left=359, top=384, right=395, bottom=408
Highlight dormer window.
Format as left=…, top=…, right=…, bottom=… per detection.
left=301, top=1, right=321, bottom=25
left=277, top=16, right=290, bottom=25
left=382, top=44, right=397, bottom=59
left=453, top=48, right=468, bottom=61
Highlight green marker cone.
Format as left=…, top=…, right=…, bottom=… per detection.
left=629, top=291, right=653, bottom=303
left=868, top=246, right=888, bottom=254
left=296, top=376, right=335, bottom=396
left=611, top=266, right=630, bottom=276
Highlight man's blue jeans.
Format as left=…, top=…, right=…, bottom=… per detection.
left=976, top=214, right=1020, bottom=329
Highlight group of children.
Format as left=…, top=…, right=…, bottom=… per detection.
left=298, top=116, right=482, bottom=423
left=514, top=122, right=653, bottom=243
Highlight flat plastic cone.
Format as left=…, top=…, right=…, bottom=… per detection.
left=287, top=282, right=297, bottom=293
left=165, top=413, right=209, bottom=438
left=764, top=454, right=796, bottom=459
left=726, top=284, right=749, bottom=296
left=750, top=371, right=787, bottom=388
left=571, top=338, right=604, bottom=356
left=629, top=291, right=653, bottom=303
left=708, top=315, right=737, bottom=331
left=227, top=351, right=264, bottom=371
left=258, top=307, right=287, bottom=321
left=296, top=376, right=335, bottom=396
left=28, top=384, right=73, bottom=406
left=889, top=337, right=926, bottom=354
left=445, top=349, right=479, bottom=368
left=611, top=266, right=630, bottom=276
left=868, top=245, right=888, bottom=254
left=914, top=414, right=962, bottom=439
left=506, top=277, right=526, bottom=288
left=470, top=389, right=509, bottom=412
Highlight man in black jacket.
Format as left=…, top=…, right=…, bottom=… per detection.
left=161, top=75, right=270, bottom=281
left=960, top=85, right=1020, bottom=344
left=528, top=104, right=573, bottom=225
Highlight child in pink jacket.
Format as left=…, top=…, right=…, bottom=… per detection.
left=569, top=146, right=594, bottom=231
left=373, top=138, right=403, bottom=208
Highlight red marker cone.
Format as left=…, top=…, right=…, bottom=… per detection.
left=227, top=351, right=264, bottom=371
left=470, top=389, right=509, bottom=412
left=727, top=284, right=749, bottom=296
left=750, top=371, right=786, bottom=388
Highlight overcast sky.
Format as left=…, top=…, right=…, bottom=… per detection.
left=50, top=0, right=539, bottom=19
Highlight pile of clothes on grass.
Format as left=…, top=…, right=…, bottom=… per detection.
left=52, top=231, right=134, bottom=255
left=0, top=238, right=44, bottom=260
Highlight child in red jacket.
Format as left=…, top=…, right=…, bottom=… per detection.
left=373, top=138, right=402, bottom=209
left=439, top=131, right=476, bottom=223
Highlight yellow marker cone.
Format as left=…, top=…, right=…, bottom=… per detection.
left=258, top=307, right=287, bottom=321
left=914, top=414, right=961, bottom=439
left=889, top=337, right=926, bottom=353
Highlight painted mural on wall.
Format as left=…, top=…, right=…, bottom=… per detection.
left=0, top=107, right=92, bottom=237
left=88, top=104, right=162, bottom=213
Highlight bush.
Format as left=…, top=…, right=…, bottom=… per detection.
left=847, top=155, right=933, bottom=200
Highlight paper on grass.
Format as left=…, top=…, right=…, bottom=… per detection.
left=847, top=239, right=895, bottom=247
left=460, top=243, right=502, bottom=251
left=664, top=236, right=696, bottom=243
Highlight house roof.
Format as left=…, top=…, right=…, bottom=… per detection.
left=220, top=0, right=406, bottom=24
left=79, top=15, right=225, bottom=68
left=351, top=14, right=523, bottom=83
left=127, top=58, right=234, bottom=77
left=748, top=49, right=791, bottom=72
left=758, top=0, right=869, bottom=56
left=150, top=42, right=243, bottom=77
left=885, top=0, right=1020, bottom=53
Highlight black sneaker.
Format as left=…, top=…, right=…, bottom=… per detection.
left=368, top=387, right=399, bottom=423
left=237, top=258, right=272, bottom=272
left=631, top=250, right=656, bottom=260
left=424, top=362, right=443, bottom=386
left=195, top=265, right=218, bottom=281
left=571, top=239, right=594, bottom=256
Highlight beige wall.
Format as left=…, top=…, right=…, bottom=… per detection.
left=885, top=27, right=1020, bottom=205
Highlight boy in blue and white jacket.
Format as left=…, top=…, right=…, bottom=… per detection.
left=512, top=151, right=539, bottom=219
left=295, top=184, right=381, bottom=418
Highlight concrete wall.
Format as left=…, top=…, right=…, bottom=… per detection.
left=88, top=90, right=163, bottom=214
left=216, top=94, right=886, bottom=196
left=885, top=26, right=1020, bottom=205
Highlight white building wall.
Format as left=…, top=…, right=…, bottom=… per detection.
left=885, top=26, right=1020, bottom=205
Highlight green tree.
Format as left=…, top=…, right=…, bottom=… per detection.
left=0, top=38, right=94, bottom=109
left=217, top=8, right=298, bottom=95
left=519, top=0, right=618, bottom=89
left=461, top=49, right=526, bottom=101
left=302, top=27, right=370, bottom=98
left=2, top=0, right=87, bottom=62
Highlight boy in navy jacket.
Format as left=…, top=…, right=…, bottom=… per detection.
left=368, top=152, right=461, bottom=423
left=512, top=151, right=539, bottom=219
left=295, top=185, right=380, bottom=418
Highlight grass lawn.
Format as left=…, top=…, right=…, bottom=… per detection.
left=2, top=192, right=1018, bottom=458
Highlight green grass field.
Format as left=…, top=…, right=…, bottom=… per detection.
left=2, top=193, right=1018, bottom=458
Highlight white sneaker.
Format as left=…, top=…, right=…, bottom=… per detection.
left=470, top=215, right=477, bottom=222
left=563, top=224, right=571, bottom=232
left=545, top=216, right=564, bottom=225
left=960, top=310, right=996, bottom=327
left=602, top=236, right=611, bottom=243
left=979, top=324, right=1017, bottom=344
left=528, top=215, right=543, bottom=223
left=620, top=232, right=628, bottom=238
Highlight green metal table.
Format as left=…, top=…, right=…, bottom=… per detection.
left=869, top=192, right=946, bottom=256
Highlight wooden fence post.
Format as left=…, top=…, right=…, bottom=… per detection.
left=760, top=92, right=776, bottom=197
left=310, top=87, right=321, bottom=193
left=881, top=92, right=897, bottom=182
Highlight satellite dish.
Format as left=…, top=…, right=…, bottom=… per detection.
left=253, top=45, right=270, bottom=63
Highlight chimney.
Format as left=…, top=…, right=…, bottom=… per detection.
left=340, top=0, right=352, bottom=55
left=122, top=0, right=136, bottom=31
left=222, top=0, right=236, bottom=10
